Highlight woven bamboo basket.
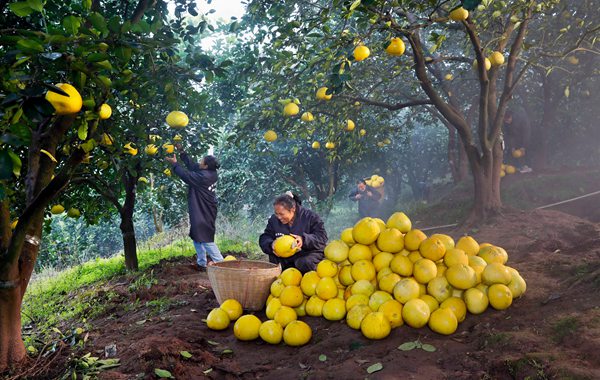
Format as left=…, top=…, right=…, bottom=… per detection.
left=207, top=260, right=281, bottom=311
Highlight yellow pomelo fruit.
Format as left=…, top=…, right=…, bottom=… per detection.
left=478, top=246, right=508, bottom=265
left=294, top=298, right=307, bottom=317
left=264, top=130, right=277, bottom=142
left=419, top=237, right=446, bottom=261
left=376, top=266, right=393, bottom=281
left=418, top=283, right=427, bottom=296
left=317, top=259, right=338, bottom=278
left=301, top=111, right=314, bottom=122
left=340, top=228, right=355, bottom=245
left=378, top=273, right=401, bottom=294
left=234, top=314, right=262, bottom=341
left=505, top=165, right=516, bottom=174
left=266, top=294, right=274, bottom=306
left=368, top=291, right=393, bottom=312
left=456, top=236, right=479, bottom=256
left=489, top=51, right=505, bottom=66
left=345, top=119, right=355, bottom=131
left=419, top=294, right=440, bottom=313
left=463, top=288, right=489, bottom=315
left=323, top=298, right=346, bottom=321
left=270, top=278, right=285, bottom=297
left=346, top=304, right=372, bottom=330
left=10, top=219, right=18, bottom=230
left=145, top=144, right=159, bottom=155
left=281, top=268, right=303, bottom=286
left=274, top=306, right=297, bottom=327
left=305, top=295, right=326, bottom=317
left=352, top=218, right=381, bottom=245
left=338, top=265, right=355, bottom=287
left=372, top=217, right=386, bottom=233
left=444, top=248, right=469, bottom=267
left=390, top=254, right=413, bottom=277
left=431, top=234, right=455, bottom=251
left=220, top=299, right=243, bottom=321
left=259, top=320, right=283, bottom=344
left=404, top=229, right=427, bottom=251
left=413, top=259, right=438, bottom=284
left=206, top=308, right=230, bottom=330
left=393, top=278, right=420, bottom=304
left=361, top=311, right=391, bottom=339
left=333, top=274, right=343, bottom=288
left=348, top=244, right=372, bottom=263
left=100, top=133, right=113, bottom=146
left=316, top=86, right=333, bottom=100
left=507, top=267, right=527, bottom=298
left=379, top=299, right=403, bottom=328
left=280, top=286, right=304, bottom=307
left=98, top=103, right=112, bottom=119
left=311, top=141, right=320, bottom=149
left=67, top=208, right=80, bottom=218
left=266, top=298, right=282, bottom=319
left=337, top=288, right=345, bottom=300
left=402, top=299, right=431, bottom=328
left=440, top=297, right=467, bottom=322
left=446, top=264, right=478, bottom=290
left=315, top=277, right=338, bottom=300
left=385, top=37, right=405, bottom=56
left=427, top=276, right=453, bottom=303
left=482, top=263, right=512, bottom=285
left=283, top=102, right=300, bottom=117
left=273, top=235, right=298, bottom=258
left=372, top=252, right=394, bottom=272
left=386, top=212, right=411, bottom=233
left=369, top=243, right=382, bottom=257
left=475, top=283, right=489, bottom=294
left=166, top=111, right=189, bottom=128
left=353, top=45, right=370, bottom=61
left=408, top=251, right=423, bottom=263
left=46, top=83, right=82, bottom=115
left=452, top=288, right=464, bottom=298
left=376, top=228, right=404, bottom=253
left=283, top=320, right=312, bottom=346
left=351, top=279, right=376, bottom=297
left=429, top=307, right=458, bottom=335
left=346, top=294, right=369, bottom=312
left=449, top=7, right=469, bottom=21
left=300, top=271, right=321, bottom=296
left=436, top=263, right=448, bottom=278
left=51, top=205, right=65, bottom=214
left=488, top=284, right=513, bottom=310
left=468, top=255, right=488, bottom=268
left=351, top=260, right=376, bottom=281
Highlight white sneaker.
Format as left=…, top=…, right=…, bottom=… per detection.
left=519, top=165, right=532, bottom=173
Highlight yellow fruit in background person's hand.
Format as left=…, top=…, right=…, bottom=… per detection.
left=98, top=103, right=112, bottom=119
left=376, top=228, right=404, bottom=253
left=444, top=248, right=469, bottom=267
left=456, top=236, right=479, bottom=256
left=420, top=237, right=446, bottom=261
left=223, top=255, right=236, bottom=261
left=283, top=102, right=300, bottom=117
left=348, top=244, right=372, bottom=263
left=315, top=277, right=338, bottom=300
left=386, top=212, right=411, bottom=233
left=385, top=37, right=405, bottom=56
left=482, top=263, right=512, bottom=285
left=449, top=6, right=469, bottom=21
left=206, top=308, right=230, bottom=330
left=316, top=87, right=332, bottom=100
left=317, top=259, right=338, bottom=278
left=305, top=295, right=326, bottom=317
left=220, top=299, right=243, bottom=321
left=273, top=235, right=298, bottom=258
left=264, top=130, right=277, bottom=142
left=404, top=229, right=427, bottom=251
left=429, top=307, right=458, bottom=335
left=351, top=260, right=376, bottom=282
left=393, top=278, right=420, bottom=304
left=51, top=205, right=65, bottom=214
left=45, top=83, right=82, bottom=115
left=488, top=284, right=513, bottom=310
left=340, top=228, right=355, bottom=245
left=413, top=258, right=438, bottom=284
left=346, top=304, right=372, bottom=330
left=280, top=286, right=304, bottom=307
left=234, top=314, right=262, bottom=341
left=353, top=45, right=370, bottom=61
left=346, top=119, right=355, bottom=131
left=427, top=276, right=453, bottom=303
left=301, top=112, right=314, bottom=122
left=166, top=111, right=189, bottom=128
left=324, top=240, right=349, bottom=263
left=300, top=271, right=320, bottom=296
left=162, top=143, right=174, bottom=154
left=489, top=51, right=505, bottom=66
left=281, top=268, right=302, bottom=286
left=283, top=320, right=312, bottom=346
left=265, top=297, right=282, bottom=319
left=463, top=288, right=489, bottom=314
left=323, top=298, right=346, bottom=320
left=361, top=311, right=391, bottom=339
left=402, top=299, right=431, bottom=328
left=353, top=217, right=381, bottom=245
left=270, top=278, right=285, bottom=297
left=274, top=306, right=297, bottom=327
left=446, top=264, right=478, bottom=290
left=259, top=320, right=283, bottom=344
left=368, top=291, right=393, bottom=312
left=145, top=144, right=159, bottom=155
left=440, top=297, right=467, bottom=322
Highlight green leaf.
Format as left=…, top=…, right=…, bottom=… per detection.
left=206, top=340, right=219, bottom=346
left=318, top=354, right=327, bottom=362
left=82, top=0, right=92, bottom=10
left=421, top=344, right=436, bottom=352
left=11, top=108, right=24, bottom=124
left=221, top=349, right=233, bottom=354
left=366, top=363, right=383, bottom=374
left=9, top=2, right=33, bottom=17
left=86, top=52, right=109, bottom=62
left=88, top=12, right=108, bottom=35
left=26, top=0, right=43, bottom=12
left=398, top=342, right=417, bottom=351
left=16, top=39, right=44, bottom=53
left=62, top=15, right=82, bottom=35
left=154, top=368, right=174, bottom=378
left=349, top=0, right=361, bottom=11
left=0, top=150, right=14, bottom=181
left=8, top=151, right=22, bottom=177
left=180, top=351, right=192, bottom=359
left=78, top=123, right=88, bottom=140
left=461, top=0, right=483, bottom=11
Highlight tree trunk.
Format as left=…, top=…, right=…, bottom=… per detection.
left=0, top=285, right=25, bottom=371
left=120, top=211, right=138, bottom=271
left=467, top=142, right=503, bottom=222
left=152, top=205, right=163, bottom=234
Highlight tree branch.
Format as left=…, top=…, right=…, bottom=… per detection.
left=337, top=94, right=432, bottom=110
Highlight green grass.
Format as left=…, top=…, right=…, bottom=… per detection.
left=551, top=316, right=580, bottom=343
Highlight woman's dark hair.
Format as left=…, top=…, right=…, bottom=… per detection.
left=357, top=179, right=366, bottom=185
left=203, top=155, right=220, bottom=170
left=273, top=192, right=302, bottom=210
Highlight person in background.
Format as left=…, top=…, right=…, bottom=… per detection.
left=349, top=179, right=381, bottom=219
left=259, top=192, right=327, bottom=273
left=165, top=145, right=223, bottom=271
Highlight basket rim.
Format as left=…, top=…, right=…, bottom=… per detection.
left=208, top=260, right=281, bottom=272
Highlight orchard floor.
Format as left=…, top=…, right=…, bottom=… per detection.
left=50, top=209, right=598, bottom=380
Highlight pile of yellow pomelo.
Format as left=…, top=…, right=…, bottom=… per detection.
left=206, top=211, right=526, bottom=345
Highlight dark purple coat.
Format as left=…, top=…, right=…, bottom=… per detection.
left=172, top=152, right=218, bottom=243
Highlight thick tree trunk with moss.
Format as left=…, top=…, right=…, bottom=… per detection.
left=0, top=275, right=26, bottom=370
left=120, top=171, right=139, bottom=271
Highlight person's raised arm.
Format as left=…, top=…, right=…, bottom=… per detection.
left=175, top=143, right=197, bottom=171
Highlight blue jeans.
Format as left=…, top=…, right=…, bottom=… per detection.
left=193, top=241, right=223, bottom=267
